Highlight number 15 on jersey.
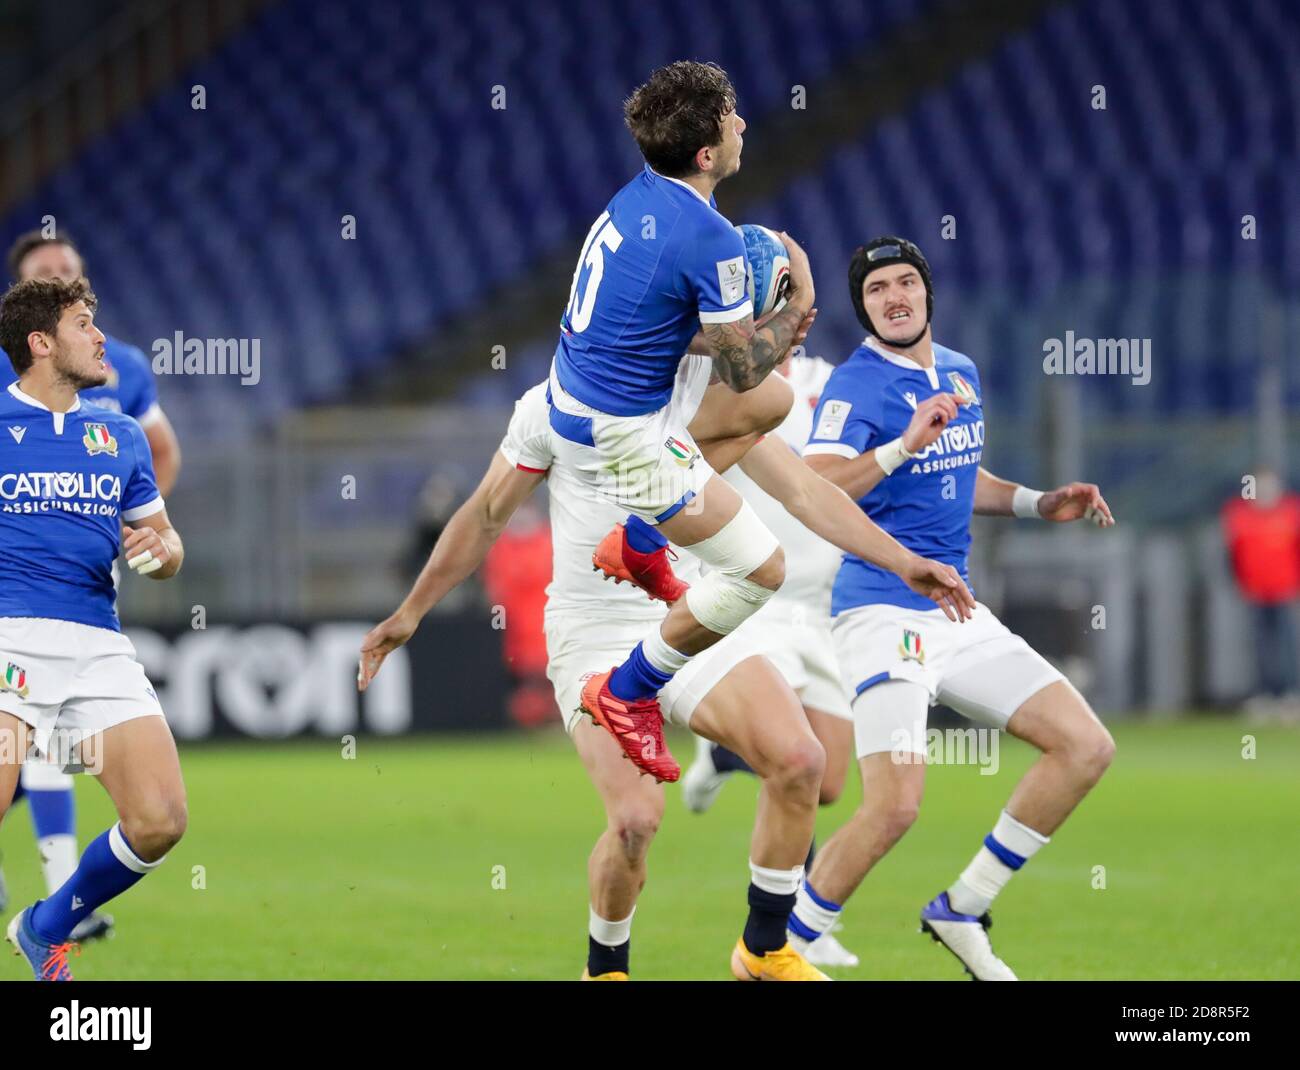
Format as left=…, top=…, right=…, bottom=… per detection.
left=564, top=212, right=624, bottom=334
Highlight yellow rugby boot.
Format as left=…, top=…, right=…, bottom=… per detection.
left=580, top=967, right=629, bottom=980
left=730, top=938, right=830, bottom=981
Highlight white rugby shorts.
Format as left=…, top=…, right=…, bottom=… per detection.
left=832, top=601, right=1064, bottom=757
left=0, top=617, right=165, bottom=765
left=546, top=356, right=714, bottom=524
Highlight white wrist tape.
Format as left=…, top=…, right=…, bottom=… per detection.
left=874, top=437, right=915, bottom=476
left=1012, top=486, right=1045, bottom=519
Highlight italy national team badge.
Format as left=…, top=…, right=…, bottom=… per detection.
left=1, top=662, right=29, bottom=699
left=948, top=371, right=978, bottom=406
left=664, top=436, right=698, bottom=468
left=899, top=629, right=925, bottom=665
left=83, top=422, right=118, bottom=457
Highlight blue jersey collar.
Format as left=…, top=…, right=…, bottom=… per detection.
left=7, top=381, right=82, bottom=413
left=862, top=336, right=940, bottom=389
left=644, top=164, right=711, bottom=205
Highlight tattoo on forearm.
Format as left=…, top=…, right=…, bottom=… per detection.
left=703, top=304, right=803, bottom=392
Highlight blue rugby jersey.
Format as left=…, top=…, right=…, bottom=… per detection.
left=804, top=337, right=985, bottom=614
left=0, top=383, right=163, bottom=631
left=552, top=165, right=752, bottom=416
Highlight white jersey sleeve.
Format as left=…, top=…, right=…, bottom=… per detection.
left=499, top=383, right=554, bottom=473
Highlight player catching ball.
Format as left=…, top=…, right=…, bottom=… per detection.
left=785, top=237, right=1117, bottom=979
left=359, top=355, right=973, bottom=981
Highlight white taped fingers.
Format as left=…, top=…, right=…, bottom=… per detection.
left=682, top=500, right=782, bottom=636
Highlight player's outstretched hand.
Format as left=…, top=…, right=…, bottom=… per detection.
left=358, top=609, right=418, bottom=691
left=1038, top=482, right=1115, bottom=526
left=777, top=231, right=814, bottom=312
left=901, top=393, right=961, bottom=455
left=123, top=525, right=171, bottom=577
left=902, top=555, right=976, bottom=622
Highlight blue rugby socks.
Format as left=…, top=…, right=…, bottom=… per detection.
left=624, top=514, right=667, bottom=554
left=608, top=630, right=691, bottom=702
left=29, top=823, right=163, bottom=944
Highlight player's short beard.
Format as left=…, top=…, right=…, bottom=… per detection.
left=52, top=346, right=106, bottom=392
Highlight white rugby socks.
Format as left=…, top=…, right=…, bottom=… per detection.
left=589, top=905, right=635, bottom=947
left=948, top=809, right=1050, bottom=917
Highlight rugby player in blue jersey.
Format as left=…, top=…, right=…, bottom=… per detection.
left=0, top=232, right=182, bottom=943
left=784, top=237, right=1117, bottom=979
left=542, top=63, right=967, bottom=804
left=0, top=277, right=187, bottom=980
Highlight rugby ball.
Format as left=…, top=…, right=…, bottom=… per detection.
left=735, top=224, right=790, bottom=319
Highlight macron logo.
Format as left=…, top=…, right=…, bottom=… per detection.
left=71, top=896, right=84, bottom=910
left=903, top=392, right=918, bottom=411
left=8, top=426, right=25, bottom=444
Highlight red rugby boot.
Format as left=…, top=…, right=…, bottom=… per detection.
left=591, top=524, right=689, bottom=604
left=578, top=669, right=680, bottom=783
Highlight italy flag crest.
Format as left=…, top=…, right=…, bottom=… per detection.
left=2, top=662, right=29, bottom=699
left=83, top=422, right=118, bottom=457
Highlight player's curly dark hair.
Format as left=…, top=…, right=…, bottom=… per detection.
left=624, top=61, right=737, bottom=177
left=6, top=230, right=83, bottom=282
left=0, top=276, right=98, bottom=375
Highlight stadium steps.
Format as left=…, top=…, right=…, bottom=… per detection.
left=366, top=0, right=1069, bottom=404
left=0, top=0, right=280, bottom=212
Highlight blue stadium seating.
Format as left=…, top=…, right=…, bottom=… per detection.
left=2, top=0, right=1294, bottom=430
left=0, top=0, right=928, bottom=429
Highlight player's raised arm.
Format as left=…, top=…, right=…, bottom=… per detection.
left=737, top=435, right=975, bottom=621
left=358, top=451, right=544, bottom=690
left=701, top=232, right=815, bottom=393
left=974, top=467, right=1116, bottom=526
left=805, top=391, right=961, bottom=499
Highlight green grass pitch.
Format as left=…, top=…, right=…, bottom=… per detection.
left=1, top=718, right=1296, bottom=979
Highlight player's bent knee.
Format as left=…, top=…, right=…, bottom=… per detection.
left=1076, top=724, right=1116, bottom=783
left=769, top=734, right=825, bottom=796
left=122, top=800, right=188, bottom=859
left=877, top=797, right=922, bottom=845
left=682, top=501, right=783, bottom=635
left=612, top=806, right=661, bottom=863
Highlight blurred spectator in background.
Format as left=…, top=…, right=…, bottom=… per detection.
left=482, top=501, right=556, bottom=728
left=1221, top=467, right=1300, bottom=714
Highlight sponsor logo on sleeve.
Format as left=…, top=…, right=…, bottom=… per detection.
left=716, top=256, right=746, bottom=306
left=814, top=400, right=853, bottom=441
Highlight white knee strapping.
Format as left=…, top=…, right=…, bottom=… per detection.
left=684, top=501, right=782, bottom=635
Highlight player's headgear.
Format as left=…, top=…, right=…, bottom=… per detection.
left=849, top=236, right=933, bottom=346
